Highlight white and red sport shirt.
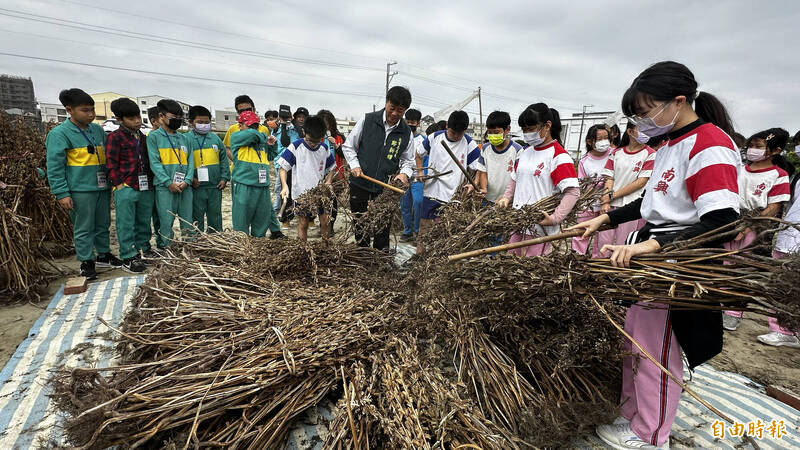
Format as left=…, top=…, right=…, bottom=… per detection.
left=640, top=123, right=741, bottom=226
left=480, top=140, right=522, bottom=203
left=511, top=140, right=578, bottom=234
left=602, top=146, right=657, bottom=207
left=577, top=151, right=610, bottom=180
left=737, top=164, right=790, bottom=211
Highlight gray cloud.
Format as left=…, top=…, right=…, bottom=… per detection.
left=2, top=0, right=799, bottom=135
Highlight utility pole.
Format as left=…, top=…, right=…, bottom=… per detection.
left=385, top=61, right=398, bottom=96
left=477, top=87, right=483, bottom=145
left=576, top=104, right=594, bottom=156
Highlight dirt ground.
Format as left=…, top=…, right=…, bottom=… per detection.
left=2, top=188, right=799, bottom=403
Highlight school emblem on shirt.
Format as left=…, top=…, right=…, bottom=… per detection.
left=754, top=182, right=767, bottom=196
left=387, top=139, right=401, bottom=161
left=633, top=161, right=643, bottom=173
left=507, top=160, right=514, bottom=173
left=319, top=160, right=325, bottom=172
left=654, top=167, right=675, bottom=195
left=533, top=162, right=545, bottom=177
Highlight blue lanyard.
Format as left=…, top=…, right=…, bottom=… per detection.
left=161, top=129, right=184, bottom=170
left=196, top=134, right=208, bottom=166
left=77, top=127, right=102, bottom=165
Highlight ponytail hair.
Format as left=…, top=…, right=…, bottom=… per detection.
left=525, top=103, right=563, bottom=144
left=621, top=61, right=735, bottom=137
left=618, top=120, right=636, bottom=148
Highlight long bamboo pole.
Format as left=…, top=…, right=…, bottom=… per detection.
left=448, top=229, right=586, bottom=262
left=356, top=173, right=406, bottom=194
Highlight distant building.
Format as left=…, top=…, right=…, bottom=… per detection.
left=336, top=119, right=357, bottom=135
left=561, top=110, right=627, bottom=158
left=40, top=102, right=68, bottom=124
left=137, top=95, right=191, bottom=128
left=1, top=75, right=41, bottom=129
left=214, top=109, right=237, bottom=132
left=90, top=92, right=135, bottom=123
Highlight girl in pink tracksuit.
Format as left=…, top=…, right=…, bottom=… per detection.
left=571, top=61, right=741, bottom=450
left=722, top=129, right=791, bottom=332
left=600, top=121, right=658, bottom=245
left=496, top=103, right=579, bottom=257
left=572, top=124, right=615, bottom=257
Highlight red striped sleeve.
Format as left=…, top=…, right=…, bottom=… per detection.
left=685, top=164, right=739, bottom=202
left=551, top=162, right=578, bottom=188
left=768, top=182, right=790, bottom=198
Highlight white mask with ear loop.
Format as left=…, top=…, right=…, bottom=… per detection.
left=795, top=144, right=800, bottom=157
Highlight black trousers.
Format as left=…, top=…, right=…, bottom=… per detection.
left=349, top=183, right=390, bottom=250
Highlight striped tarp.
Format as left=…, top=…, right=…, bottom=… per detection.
left=1, top=265, right=799, bottom=449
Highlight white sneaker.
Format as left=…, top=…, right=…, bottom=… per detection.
left=757, top=331, right=800, bottom=348
left=614, top=416, right=631, bottom=425
left=722, top=314, right=741, bottom=331
left=596, top=423, right=670, bottom=449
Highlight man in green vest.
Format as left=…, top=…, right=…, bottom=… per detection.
left=46, top=88, right=122, bottom=280
left=341, top=86, right=415, bottom=250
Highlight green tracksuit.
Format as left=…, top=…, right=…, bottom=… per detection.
left=147, top=128, right=194, bottom=246
left=46, top=119, right=111, bottom=262
left=186, top=130, right=230, bottom=232
left=230, top=128, right=279, bottom=237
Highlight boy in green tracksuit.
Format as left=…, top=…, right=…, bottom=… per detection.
left=146, top=99, right=194, bottom=247
left=46, top=88, right=122, bottom=280
left=186, top=105, right=229, bottom=232
left=230, top=110, right=281, bottom=238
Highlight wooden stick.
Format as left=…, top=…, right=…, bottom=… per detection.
left=356, top=173, right=406, bottom=194
left=589, top=295, right=761, bottom=450
left=448, top=229, right=586, bottom=262
left=440, top=140, right=480, bottom=191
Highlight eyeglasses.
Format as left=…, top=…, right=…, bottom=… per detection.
left=632, top=101, right=671, bottom=122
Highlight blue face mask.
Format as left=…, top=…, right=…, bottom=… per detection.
left=195, top=123, right=211, bottom=135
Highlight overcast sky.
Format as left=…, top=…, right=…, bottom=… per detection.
left=1, top=0, right=798, bottom=136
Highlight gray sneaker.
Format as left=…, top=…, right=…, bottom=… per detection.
left=722, top=314, right=741, bottom=331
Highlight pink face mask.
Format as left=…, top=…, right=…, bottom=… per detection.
left=746, top=147, right=768, bottom=162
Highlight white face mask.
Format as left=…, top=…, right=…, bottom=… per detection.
left=594, top=139, right=611, bottom=152
left=795, top=144, right=800, bottom=157
left=523, top=131, right=545, bottom=147
left=746, top=147, right=768, bottom=163
left=195, top=123, right=212, bottom=135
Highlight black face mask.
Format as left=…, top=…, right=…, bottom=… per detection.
left=409, top=125, right=418, bottom=133
left=166, top=117, right=183, bottom=131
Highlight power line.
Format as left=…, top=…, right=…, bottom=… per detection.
left=0, top=28, right=384, bottom=89
left=51, top=0, right=388, bottom=63
left=0, top=8, right=383, bottom=72
left=0, top=52, right=383, bottom=98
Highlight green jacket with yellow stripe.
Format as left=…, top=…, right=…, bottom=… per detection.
left=46, top=119, right=110, bottom=199
left=185, top=130, right=230, bottom=188
left=146, top=128, right=194, bottom=189
left=230, top=128, right=277, bottom=187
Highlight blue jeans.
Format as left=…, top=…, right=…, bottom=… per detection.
left=401, top=182, right=424, bottom=234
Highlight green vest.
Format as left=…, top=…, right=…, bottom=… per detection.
left=350, top=109, right=410, bottom=193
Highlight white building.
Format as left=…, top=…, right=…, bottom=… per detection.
left=336, top=119, right=357, bottom=135
left=136, top=95, right=191, bottom=127
left=560, top=110, right=628, bottom=158
left=39, top=102, right=68, bottom=124
left=214, top=109, right=238, bottom=132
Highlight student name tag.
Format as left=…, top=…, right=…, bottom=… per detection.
left=96, top=171, right=108, bottom=188
left=197, top=166, right=210, bottom=182
left=138, top=174, right=149, bottom=191
left=258, top=168, right=267, bottom=184
left=173, top=171, right=186, bottom=184
left=180, top=145, right=187, bottom=154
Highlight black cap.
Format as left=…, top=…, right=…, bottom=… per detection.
left=279, top=104, right=291, bottom=119
left=294, top=107, right=309, bottom=117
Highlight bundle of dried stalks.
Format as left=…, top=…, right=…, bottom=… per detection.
left=353, top=179, right=405, bottom=237
left=418, top=177, right=605, bottom=260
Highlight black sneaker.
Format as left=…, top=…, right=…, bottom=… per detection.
left=122, top=257, right=147, bottom=273
left=270, top=231, right=286, bottom=240
left=141, top=249, right=161, bottom=259
left=80, top=260, right=97, bottom=280
left=95, top=253, right=123, bottom=268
